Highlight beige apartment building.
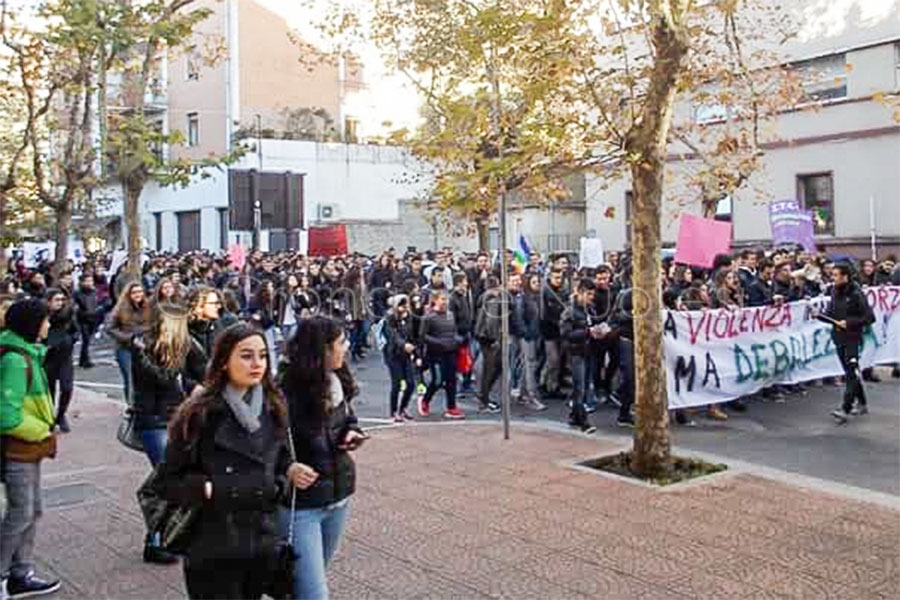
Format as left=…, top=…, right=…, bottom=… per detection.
left=167, top=0, right=362, bottom=162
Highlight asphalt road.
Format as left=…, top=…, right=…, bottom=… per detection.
left=73, top=337, right=900, bottom=496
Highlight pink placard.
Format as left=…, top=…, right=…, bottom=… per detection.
left=673, top=214, right=732, bottom=268
left=228, top=244, right=246, bottom=271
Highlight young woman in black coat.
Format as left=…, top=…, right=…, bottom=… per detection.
left=383, top=294, right=417, bottom=422
left=161, top=324, right=313, bottom=599
left=44, top=289, right=77, bottom=432
left=418, top=290, right=465, bottom=419
left=279, top=316, right=368, bottom=600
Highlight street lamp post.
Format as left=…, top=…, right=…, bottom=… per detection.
left=252, top=114, right=263, bottom=251
left=498, top=189, right=510, bottom=440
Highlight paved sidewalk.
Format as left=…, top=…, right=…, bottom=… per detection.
left=8, top=388, right=900, bottom=599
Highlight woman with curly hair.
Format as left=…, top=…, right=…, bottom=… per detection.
left=279, top=316, right=368, bottom=600
left=106, top=282, right=151, bottom=404
left=152, top=275, right=181, bottom=306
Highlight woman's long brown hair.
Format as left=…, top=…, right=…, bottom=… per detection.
left=111, top=281, right=151, bottom=326
left=170, top=323, right=286, bottom=445
left=149, top=303, right=191, bottom=370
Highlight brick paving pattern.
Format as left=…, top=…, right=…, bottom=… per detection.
left=15, top=392, right=900, bottom=599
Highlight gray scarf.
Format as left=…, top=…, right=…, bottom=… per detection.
left=223, top=383, right=264, bottom=433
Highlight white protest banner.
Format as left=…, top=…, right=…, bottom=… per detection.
left=298, top=230, right=309, bottom=256
left=579, top=237, right=604, bottom=269
left=23, top=242, right=56, bottom=268
left=107, top=250, right=128, bottom=278
left=68, top=240, right=86, bottom=263
left=663, top=286, right=900, bottom=409
left=106, top=250, right=149, bottom=278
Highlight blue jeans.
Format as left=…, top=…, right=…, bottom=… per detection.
left=571, top=355, right=588, bottom=411
left=424, top=352, right=458, bottom=410
left=282, top=324, right=298, bottom=346
left=139, top=427, right=167, bottom=467
left=584, top=353, right=598, bottom=410
left=616, top=338, right=635, bottom=419
left=116, top=347, right=132, bottom=404
left=0, top=461, right=41, bottom=580
left=279, top=501, right=350, bottom=600
left=385, top=352, right=415, bottom=415
left=350, top=320, right=370, bottom=357
left=509, top=337, right=524, bottom=390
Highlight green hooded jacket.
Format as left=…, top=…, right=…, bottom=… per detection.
left=0, top=329, right=55, bottom=442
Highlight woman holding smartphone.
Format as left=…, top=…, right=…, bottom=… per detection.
left=279, top=316, right=368, bottom=600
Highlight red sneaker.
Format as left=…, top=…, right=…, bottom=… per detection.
left=443, top=407, right=466, bottom=420
left=417, top=396, right=430, bottom=417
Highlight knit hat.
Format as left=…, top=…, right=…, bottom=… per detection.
left=388, top=294, right=409, bottom=310
left=6, top=297, right=49, bottom=343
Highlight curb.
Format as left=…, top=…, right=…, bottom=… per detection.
left=364, top=418, right=900, bottom=511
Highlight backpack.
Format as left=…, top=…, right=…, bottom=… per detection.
left=0, top=345, right=36, bottom=480
left=0, top=345, right=34, bottom=393
left=371, top=318, right=388, bottom=351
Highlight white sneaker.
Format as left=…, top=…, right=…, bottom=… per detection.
left=525, top=396, right=547, bottom=411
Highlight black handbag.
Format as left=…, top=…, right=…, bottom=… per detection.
left=160, top=504, right=199, bottom=554
left=136, top=440, right=204, bottom=555
left=264, top=426, right=299, bottom=599
left=116, top=407, right=144, bottom=452
left=266, top=535, right=297, bottom=600
left=137, top=465, right=168, bottom=536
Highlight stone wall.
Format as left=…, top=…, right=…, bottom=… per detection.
left=341, top=199, right=480, bottom=255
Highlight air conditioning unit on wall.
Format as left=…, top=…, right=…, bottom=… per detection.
left=318, top=204, right=339, bottom=221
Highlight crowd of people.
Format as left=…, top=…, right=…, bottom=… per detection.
left=3, top=244, right=899, bottom=430
left=1, top=253, right=375, bottom=599
left=1, top=242, right=898, bottom=599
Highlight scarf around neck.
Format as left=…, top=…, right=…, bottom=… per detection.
left=223, top=383, right=264, bottom=433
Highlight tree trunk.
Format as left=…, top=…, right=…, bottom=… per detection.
left=123, top=180, right=143, bottom=279
left=97, top=43, right=108, bottom=180
left=477, top=218, right=490, bottom=252
left=627, top=10, right=690, bottom=478
left=0, top=190, right=7, bottom=276
left=52, top=202, right=72, bottom=280
left=629, top=160, right=670, bottom=477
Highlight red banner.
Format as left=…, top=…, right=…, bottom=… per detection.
left=308, top=225, right=348, bottom=257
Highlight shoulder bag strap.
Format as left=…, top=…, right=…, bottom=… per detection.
left=285, top=424, right=298, bottom=546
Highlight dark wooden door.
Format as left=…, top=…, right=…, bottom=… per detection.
left=177, top=210, right=201, bottom=252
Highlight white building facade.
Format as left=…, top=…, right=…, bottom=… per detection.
left=137, top=139, right=435, bottom=253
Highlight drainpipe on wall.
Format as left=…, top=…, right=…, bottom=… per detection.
left=225, top=0, right=240, bottom=151
left=224, top=0, right=241, bottom=251
left=338, top=54, right=346, bottom=141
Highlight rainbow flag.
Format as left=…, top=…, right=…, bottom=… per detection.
left=513, top=235, right=530, bottom=273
